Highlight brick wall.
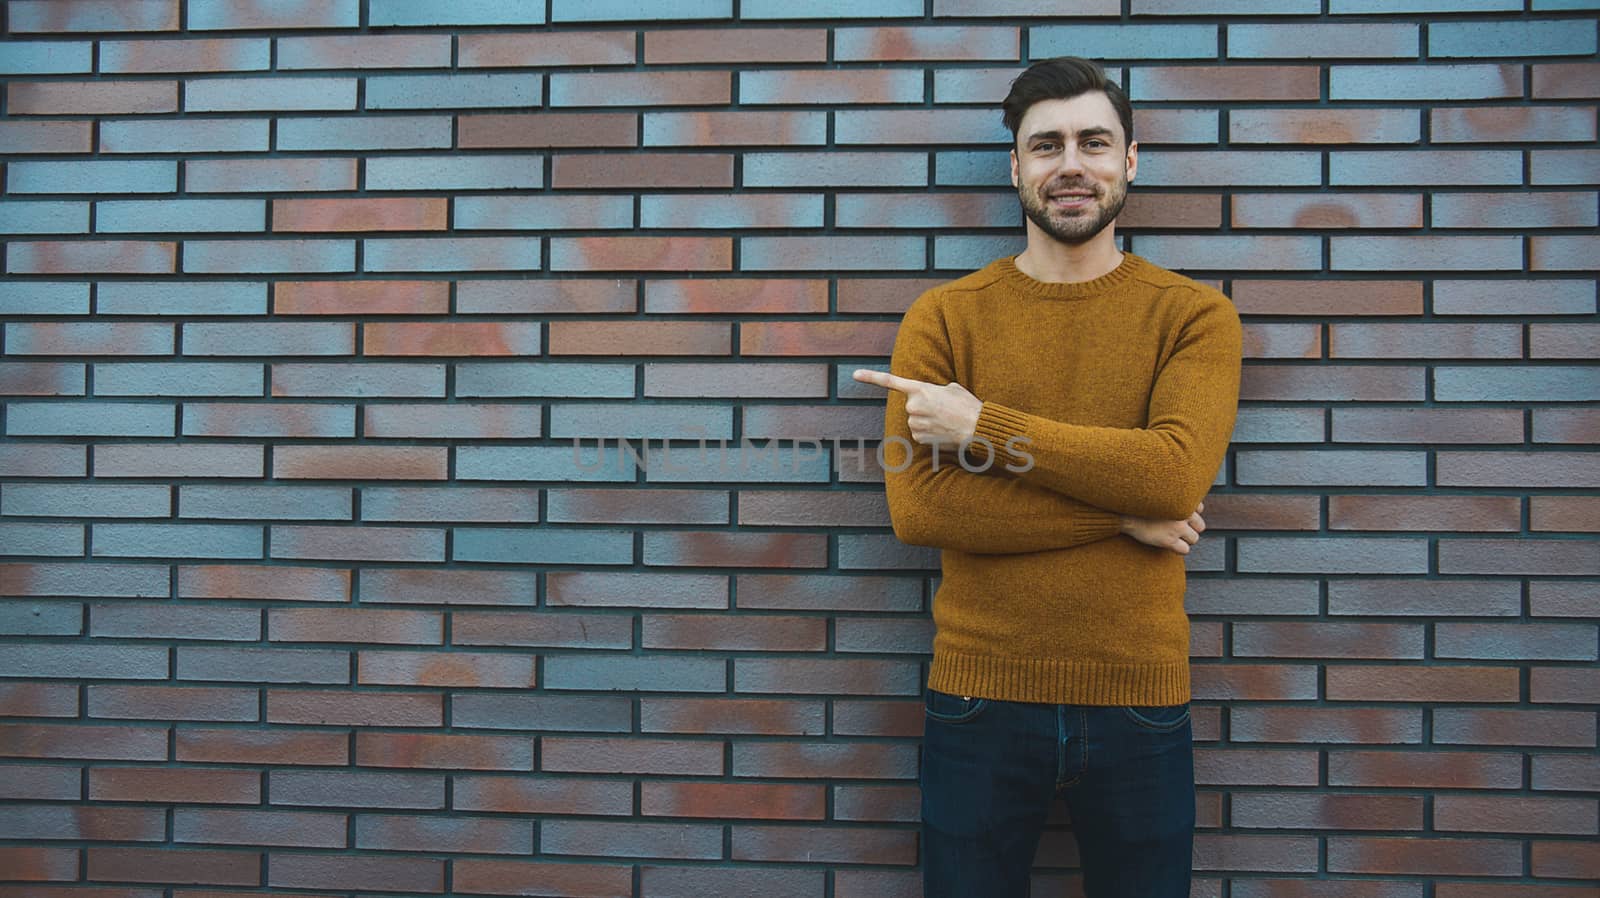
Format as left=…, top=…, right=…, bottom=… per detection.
left=1, top=0, right=1596, bottom=894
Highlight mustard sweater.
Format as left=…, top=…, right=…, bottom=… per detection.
left=882, top=252, right=1243, bottom=707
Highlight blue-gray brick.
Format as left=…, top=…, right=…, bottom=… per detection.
left=1237, top=451, right=1428, bottom=487
left=276, top=116, right=451, bottom=151
left=97, top=282, right=267, bottom=317
left=1430, top=19, right=1596, bottom=57
left=182, top=402, right=354, bottom=437
left=1227, top=23, right=1418, bottom=58
left=183, top=240, right=355, bottom=274
left=363, top=237, right=541, bottom=273
left=934, top=151, right=1009, bottom=186
left=1331, top=0, right=1520, bottom=11
left=2, top=483, right=169, bottom=518
left=6, top=402, right=174, bottom=438
left=644, top=442, right=833, bottom=484
left=934, top=235, right=1026, bottom=272
left=96, top=199, right=264, bottom=234
left=371, top=0, right=547, bottom=25
left=0, top=41, right=92, bottom=74
left=1137, top=151, right=1321, bottom=186
left=1134, top=235, right=1322, bottom=271
left=456, top=445, right=636, bottom=482
left=1331, top=151, right=1521, bottom=186
left=8, top=160, right=176, bottom=195
left=455, top=363, right=636, bottom=399
left=455, top=196, right=633, bottom=231
left=0, top=283, right=89, bottom=315
left=743, top=152, right=926, bottom=188
left=361, top=487, right=538, bottom=523
left=183, top=322, right=353, bottom=357
left=270, top=364, right=444, bottom=398
left=95, top=362, right=262, bottom=397
left=0, top=644, right=167, bottom=679
left=549, top=404, right=734, bottom=440
left=452, top=527, right=634, bottom=565
left=366, top=74, right=544, bottom=110
left=0, top=523, right=84, bottom=556
left=554, top=0, right=728, bottom=20
left=742, top=0, right=921, bottom=16
left=185, top=158, right=356, bottom=193
left=1331, top=65, right=1521, bottom=100
left=178, top=647, right=349, bottom=684
left=739, top=236, right=926, bottom=271
left=101, top=119, right=270, bottom=154
left=186, top=77, right=355, bottom=112
left=0, top=601, right=82, bottom=636
left=1435, top=366, right=1600, bottom=402
left=1032, top=25, right=1217, bottom=59
left=179, top=486, right=352, bottom=521
left=542, top=655, right=726, bottom=692
left=0, top=202, right=89, bottom=235
left=366, top=156, right=545, bottom=191
left=91, top=524, right=263, bottom=560
left=1238, top=538, right=1430, bottom=574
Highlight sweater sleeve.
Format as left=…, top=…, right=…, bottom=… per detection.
left=969, top=288, right=1243, bottom=521
left=880, top=292, right=1125, bottom=554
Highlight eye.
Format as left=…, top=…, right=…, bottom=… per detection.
left=1033, top=141, right=1059, bottom=153
left=1084, top=138, right=1109, bottom=149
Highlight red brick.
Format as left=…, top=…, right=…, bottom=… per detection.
left=641, top=866, right=827, bottom=898
left=1437, top=887, right=1600, bottom=898
left=267, top=854, right=444, bottom=891
left=7, top=80, right=177, bottom=115
left=268, top=608, right=442, bottom=645
left=362, top=566, right=540, bottom=605
left=1531, top=323, right=1600, bottom=360
left=541, top=820, right=721, bottom=861
left=1134, top=66, right=1319, bottom=100
left=1120, top=192, right=1223, bottom=228
left=1327, top=665, right=1520, bottom=702
left=355, top=732, right=532, bottom=770
left=1437, top=536, right=1600, bottom=575
left=0, top=803, right=163, bottom=840
left=0, top=722, right=170, bottom=761
left=1533, top=62, right=1600, bottom=99
left=1331, top=408, right=1524, bottom=444
left=1532, top=840, right=1600, bottom=878
left=831, top=700, right=923, bottom=738
left=457, top=112, right=637, bottom=149
left=550, top=236, right=733, bottom=271
left=642, top=782, right=825, bottom=820
left=0, top=683, right=78, bottom=718
left=278, top=34, right=451, bottom=69
left=89, top=767, right=260, bottom=804
left=179, top=564, right=349, bottom=601
left=546, top=571, right=728, bottom=610
left=1191, top=664, right=1319, bottom=701
left=1532, top=496, right=1600, bottom=533
left=175, top=728, right=347, bottom=766
left=548, top=320, right=730, bottom=355
left=87, top=847, right=259, bottom=886
left=741, top=69, right=923, bottom=104
left=1232, top=193, right=1422, bottom=229
left=645, top=110, right=826, bottom=146
left=1240, top=365, right=1424, bottom=402
left=639, top=698, right=825, bottom=736
left=834, top=784, right=920, bottom=822
left=836, top=277, right=946, bottom=314
left=552, top=71, right=729, bottom=107
left=1328, top=495, right=1521, bottom=531
left=645, top=279, right=827, bottom=314
left=1232, top=280, right=1423, bottom=316
left=1530, top=582, right=1599, bottom=618
left=457, top=279, right=637, bottom=314
left=1436, top=795, right=1597, bottom=835
left=1330, top=750, right=1523, bottom=789
left=839, top=191, right=1016, bottom=228
left=100, top=37, right=266, bottom=72
left=1195, top=749, right=1319, bottom=787
left=357, top=650, right=536, bottom=690
left=273, top=198, right=446, bottom=232
left=738, top=491, right=890, bottom=527
left=645, top=531, right=827, bottom=568
left=460, top=31, right=635, bottom=67
left=1432, top=105, right=1597, bottom=143
left=1230, top=108, right=1421, bottom=144
left=266, top=689, right=441, bottom=727
left=1327, top=837, right=1523, bottom=877
left=1433, top=704, right=1593, bottom=745
left=1230, top=707, right=1422, bottom=745
left=273, top=281, right=446, bottom=315
left=642, top=613, right=826, bottom=651
left=453, top=859, right=633, bottom=897
left=0, top=845, right=77, bottom=880
left=1534, top=408, right=1600, bottom=444
left=361, top=322, right=540, bottom=356
left=272, top=446, right=447, bottom=480
left=645, top=28, right=826, bottom=63
left=553, top=154, right=733, bottom=189
left=733, top=824, right=916, bottom=865
left=7, top=241, right=175, bottom=275
left=741, top=321, right=899, bottom=356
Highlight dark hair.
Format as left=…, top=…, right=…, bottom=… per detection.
left=1002, top=56, right=1134, bottom=148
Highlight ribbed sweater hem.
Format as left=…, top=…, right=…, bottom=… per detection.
left=929, top=650, right=1191, bottom=706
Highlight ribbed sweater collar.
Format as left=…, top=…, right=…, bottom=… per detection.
left=995, top=251, right=1146, bottom=301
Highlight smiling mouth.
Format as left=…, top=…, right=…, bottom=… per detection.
left=1047, top=191, right=1096, bottom=209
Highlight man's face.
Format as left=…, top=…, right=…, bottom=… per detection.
left=1010, top=92, right=1138, bottom=246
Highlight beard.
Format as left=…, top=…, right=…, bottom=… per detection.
left=1018, top=170, right=1128, bottom=246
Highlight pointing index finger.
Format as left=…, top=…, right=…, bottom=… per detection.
left=851, top=369, right=925, bottom=394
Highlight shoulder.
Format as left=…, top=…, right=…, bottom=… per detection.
left=1127, top=253, right=1239, bottom=326
left=902, top=259, right=1008, bottom=322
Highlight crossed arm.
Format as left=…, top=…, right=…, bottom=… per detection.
left=857, top=290, right=1241, bottom=555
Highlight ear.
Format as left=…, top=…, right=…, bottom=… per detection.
left=1009, top=147, right=1019, bottom=188
left=1125, top=140, right=1138, bottom=184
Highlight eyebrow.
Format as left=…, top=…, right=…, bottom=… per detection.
left=1025, top=126, right=1117, bottom=144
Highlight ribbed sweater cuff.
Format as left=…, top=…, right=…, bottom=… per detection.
left=972, top=401, right=1034, bottom=452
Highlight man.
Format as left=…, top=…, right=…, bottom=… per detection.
left=853, top=56, right=1243, bottom=897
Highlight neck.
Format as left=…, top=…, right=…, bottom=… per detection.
left=1013, top=223, right=1123, bottom=284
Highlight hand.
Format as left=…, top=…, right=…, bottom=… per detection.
left=1120, top=502, right=1206, bottom=555
left=852, top=369, right=983, bottom=446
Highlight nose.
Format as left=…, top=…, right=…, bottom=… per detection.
left=1053, top=145, right=1086, bottom=177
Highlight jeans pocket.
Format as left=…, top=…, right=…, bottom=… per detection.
left=924, top=689, right=989, bottom=725
left=1123, top=702, right=1191, bottom=732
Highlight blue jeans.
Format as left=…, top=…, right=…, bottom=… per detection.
left=920, top=689, right=1195, bottom=898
